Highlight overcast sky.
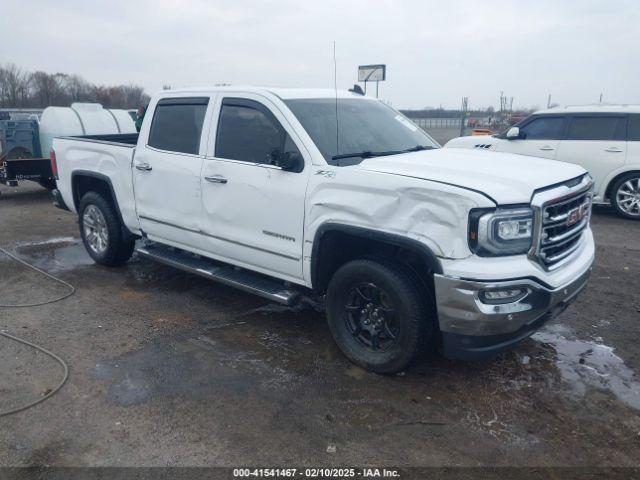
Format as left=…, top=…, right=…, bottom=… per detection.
left=2, top=0, right=639, bottom=110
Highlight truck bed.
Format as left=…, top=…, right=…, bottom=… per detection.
left=53, top=134, right=139, bottom=226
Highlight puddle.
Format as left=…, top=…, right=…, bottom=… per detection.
left=91, top=309, right=340, bottom=406
left=15, top=238, right=93, bottom=272
left=92, top=335, right=309, bottom=406
left=533, top=324, right=640, bottom=410
left=200, top=310, right=336, bottom=376
left=92, top=341, right=223, bottom=406
left=124, top=253, right=207, bottom=287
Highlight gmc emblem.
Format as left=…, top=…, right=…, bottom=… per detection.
left=566, top=203, right=589, bottom=226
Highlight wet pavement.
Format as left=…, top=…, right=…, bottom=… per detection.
left=1, top=183, right=639, bottom=467
left=533, top=324, right=640, bottom=411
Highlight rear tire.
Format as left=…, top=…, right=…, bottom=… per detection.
left=325, top=259, right=435, bottom=374
left=611, top=173, right=640, bottom=220
left=79, top=192, right=135, bottom=266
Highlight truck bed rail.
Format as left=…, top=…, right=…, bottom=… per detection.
left=58, top=133, right=139, bottom=147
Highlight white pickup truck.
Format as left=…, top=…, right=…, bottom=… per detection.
left=51, top=86, right=595, bottom=373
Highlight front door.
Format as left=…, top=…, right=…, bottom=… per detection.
left=199, top=96, right=309, bottom=282
left=495, top=115, right=567, bottom=160
left=133, top=96, right=210, bottom=246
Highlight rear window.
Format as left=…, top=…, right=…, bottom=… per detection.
left=148, top=97, right=208, bottom=154
left=566, top=116, right=626, bottom=141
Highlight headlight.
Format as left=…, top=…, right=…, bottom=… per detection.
left=469, top=207, right=534, bottom=256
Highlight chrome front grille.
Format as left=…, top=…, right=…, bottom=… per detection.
left=531, top=175, right=593, bottom=270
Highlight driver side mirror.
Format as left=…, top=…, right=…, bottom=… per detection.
left=276, top=151, right=303, bottom=172
left=506, top=126, right=521, bottom=140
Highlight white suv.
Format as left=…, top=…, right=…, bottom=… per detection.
left=445, top=105, right=640, bottom=219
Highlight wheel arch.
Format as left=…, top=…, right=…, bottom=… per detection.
left=71, top=170, right=134, bottom=238
left=604, top=169, right=640, bottom=201
left=310, top=223, right=443, bottom=295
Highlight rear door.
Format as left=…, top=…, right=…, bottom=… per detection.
left=133, top=96, right=210, bottom=246
left=495, top=115, right=567, bottom=159
left=555, top=114, right=627, bottom=195
left=627, top=114, right=640, bottom=166
left=199, top=95, right=309, bottom=282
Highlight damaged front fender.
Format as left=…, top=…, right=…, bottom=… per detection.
left=302, top=168, right=496, bottom=284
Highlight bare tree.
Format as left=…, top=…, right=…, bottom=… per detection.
left=0, top=67, right=8, bottom=106
left=0, top=64, right=31, bottom=107
left=0, top=63, right=149, bottom=109
left=90, top=85, right=111, bottom=107
left=121, top=84, right=149, bottom=109
left=61, top=74, right=94, bottom=104
left=31, top=71, right=62, bottom=107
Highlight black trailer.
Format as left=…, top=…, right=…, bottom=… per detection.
left=0, top=112, right=55, bottom=192
left=0, top=156, right=54, bottom=189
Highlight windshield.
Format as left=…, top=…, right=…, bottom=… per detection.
left=285, top=98, right=439, bottom=166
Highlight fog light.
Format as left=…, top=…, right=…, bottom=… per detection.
left=480, top=288, right=528, bottom=304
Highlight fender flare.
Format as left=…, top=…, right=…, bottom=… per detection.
left=71, top=170, right=134, bottom=237
left=310, top=223, right=443, bottom=290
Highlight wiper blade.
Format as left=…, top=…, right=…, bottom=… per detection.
left=332, top=151, right=377, bottom=160
left=401, top=144, right=435, bottom=153
left=331, top=145, right=435, bottom=161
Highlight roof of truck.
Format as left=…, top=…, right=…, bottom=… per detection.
left=535, top=104, right=640, bottom=114
left=158, top=86, right=373, bottom=100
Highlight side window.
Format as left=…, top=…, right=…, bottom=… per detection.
left=519, top=116, right=566, bottom=140
left=148, top=97, right=208, bottom=154
left=566, top=116, right=627, bottom=141
left=628, top=115, right=640, bottom=141
left=215, top=99, right=300, bottom=165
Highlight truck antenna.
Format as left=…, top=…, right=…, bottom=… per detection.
left=333, top=41, right=339, bottom=159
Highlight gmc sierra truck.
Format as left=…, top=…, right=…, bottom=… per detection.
left=51, top=87, right=595, bottom=373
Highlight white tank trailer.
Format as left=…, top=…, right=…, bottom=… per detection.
left=39, top=103, right=135, bottom=157
left=1, top=103, right=135, bottom=191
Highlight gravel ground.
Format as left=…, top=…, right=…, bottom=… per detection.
left=0, top=182, right=639, bottom=470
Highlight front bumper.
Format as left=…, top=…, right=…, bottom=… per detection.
left=434, top=263, right=592, bottom=361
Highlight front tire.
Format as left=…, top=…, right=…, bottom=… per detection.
left=79, top=192, right=135, bottom=266
left=325, top=259, right=435, bottom=374
left=611, top=173, right=640, bottom=220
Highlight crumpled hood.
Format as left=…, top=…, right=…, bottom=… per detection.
left=357, top=148, right=586, bottom=205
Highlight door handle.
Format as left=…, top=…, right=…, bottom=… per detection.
left=135, top=163, right=152, bottom=171
left=204, top=175, right=228, bottom=184
left=605, top=147, right=624, bottom=153
left=539, top=146, right=555, bottom=151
